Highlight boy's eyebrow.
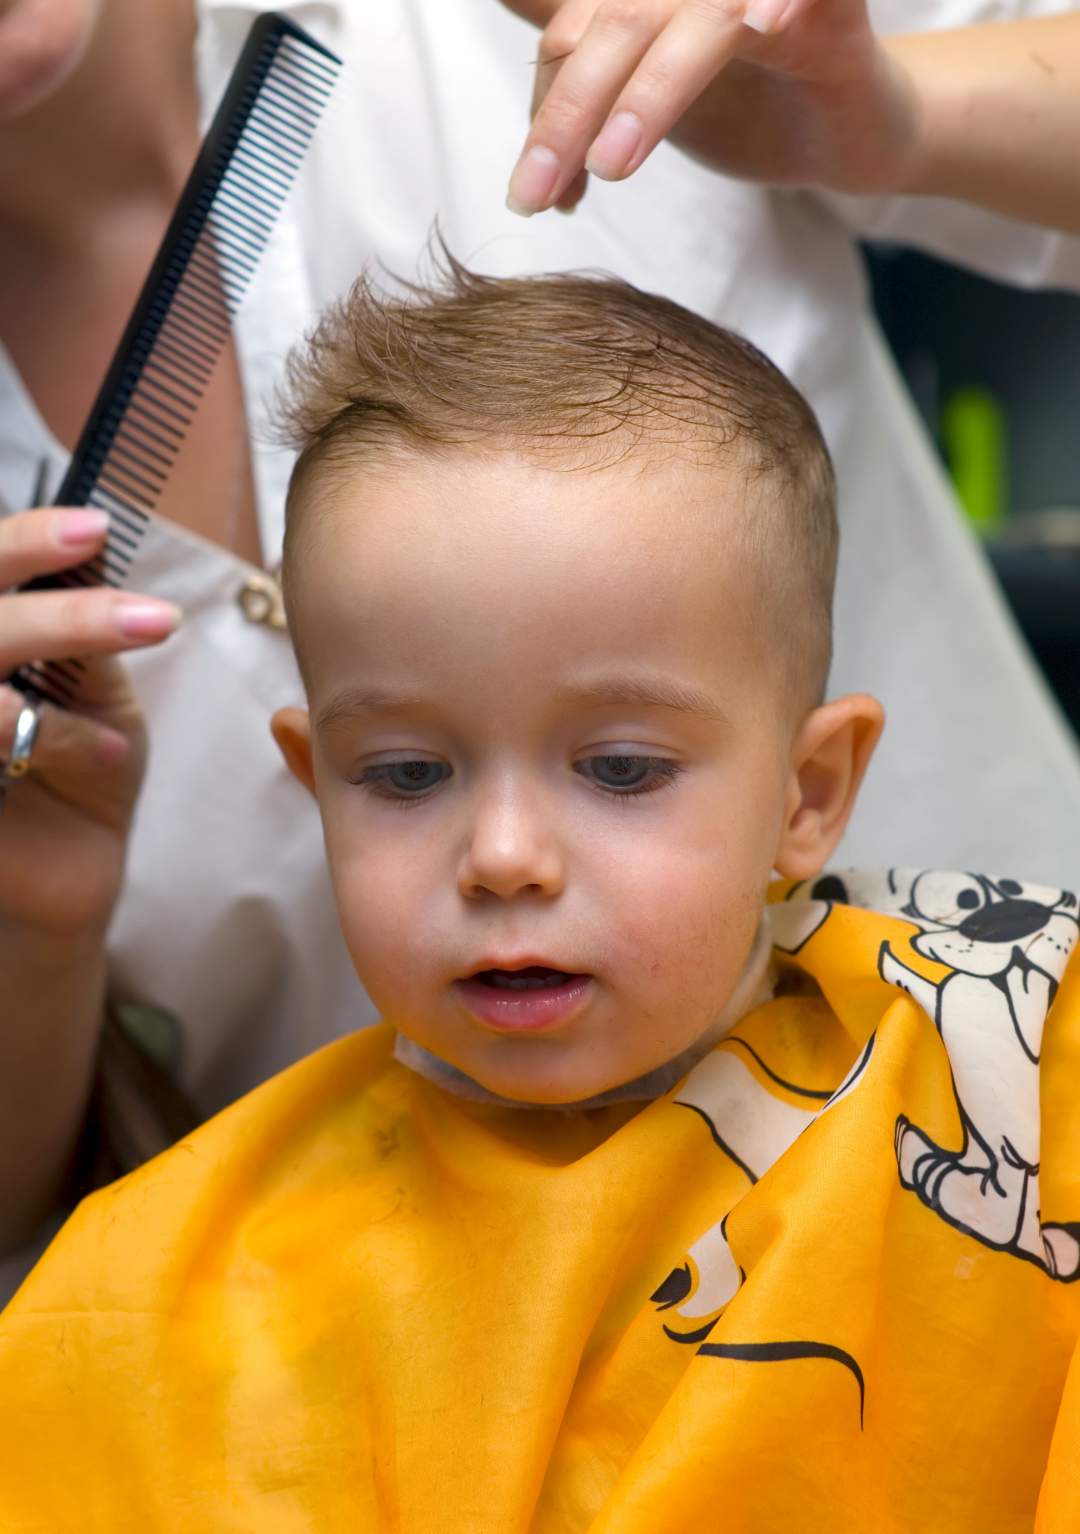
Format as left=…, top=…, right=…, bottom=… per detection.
left=317, top=674, right=730, bottom=730
left=556, top=673, right=731, bottom=724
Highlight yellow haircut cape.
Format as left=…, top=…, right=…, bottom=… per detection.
left=2, top=868, right=1080, bottom=1532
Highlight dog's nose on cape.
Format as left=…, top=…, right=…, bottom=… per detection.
left=958, top=898, right=1054, bottom=944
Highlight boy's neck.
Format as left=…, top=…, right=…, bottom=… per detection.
left=394, top=916, right=776, bottom=1112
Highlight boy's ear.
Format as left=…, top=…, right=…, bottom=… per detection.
left=271, top=706, right=317, bottom=798
left=774, top=694, right=884, bottom=880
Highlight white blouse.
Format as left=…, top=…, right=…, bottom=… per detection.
left=2, top=0, right=1080, bottom=1125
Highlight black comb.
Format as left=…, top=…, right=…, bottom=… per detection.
left=14, top=11, right=341, bottom=708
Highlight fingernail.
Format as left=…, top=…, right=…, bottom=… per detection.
left=507, top=145, right=560, bottom=216
left=114, top=599, right=182, bottom=638
left=585, top=111, right=643, bottom=180
left=743, top=0, right=790, bottom=32
left=54, top=509, right=110, bottom=547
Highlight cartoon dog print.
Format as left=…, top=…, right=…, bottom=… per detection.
left=656, top=965, right=877, bottom=1342
left=652, top=926, right=879, bottom=1423
left=809, top=869, right=1080, bottom=1279
left=652, top=866, right=1080, bottom=1392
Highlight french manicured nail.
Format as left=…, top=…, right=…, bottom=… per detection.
left=54, top=509, right=110, bottom=546
left=743, top=0, right=790, bottom=32
left=507, top=145, right=560, bottom=216
left=585, top=112, right=643, bottom=180
left=114, top=599, right=182, bottom=638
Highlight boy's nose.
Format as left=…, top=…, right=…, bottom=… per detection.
left=456, top=792, right=565, bottom=902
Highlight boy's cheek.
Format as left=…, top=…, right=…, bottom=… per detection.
left=317, top=792, right=388, bottom=870
left=331, top=892, right=411, bottom=1007
left=326, top=847, right=429, bottom=965
left=622, top=908, right=750, bottom=997
left=612, top=864, right=762, bottom=992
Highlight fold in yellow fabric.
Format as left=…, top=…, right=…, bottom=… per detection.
left=1, top=869, right=1079, bottom=1532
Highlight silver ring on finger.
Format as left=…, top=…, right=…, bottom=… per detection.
left=0, top=696, right=44, bottom=811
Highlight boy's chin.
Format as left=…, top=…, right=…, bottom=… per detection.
left=491, top=1077, right=617, bottom=1108
left=448, top=1045, right=664, bottom=1108
left=396, top=1025, right=639, bottom=1106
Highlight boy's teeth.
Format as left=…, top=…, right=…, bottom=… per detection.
left=486, top=968, right=569, bottom=990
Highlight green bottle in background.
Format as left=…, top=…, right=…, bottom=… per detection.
left=941, top=385, right=1009, bottom=535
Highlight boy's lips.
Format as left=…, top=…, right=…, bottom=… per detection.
left=454, top=960, right=594, bottom=1033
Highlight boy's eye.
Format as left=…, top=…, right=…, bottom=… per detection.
left=354, top=755, right=683, bottom=805
left=577, top=755, right=683, bottom=796
left=356, top=761, right=449, bottom=800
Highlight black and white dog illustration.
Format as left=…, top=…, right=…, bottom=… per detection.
left=657, top=910, right=880, bottom=1343
left=807, top=869, right=1080, bottom=1279
left=653, top=866, right=1080, bottom=1378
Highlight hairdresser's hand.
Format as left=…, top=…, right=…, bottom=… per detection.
left=0, top=507, right=180, bottom=937
left=502, top=0, right=922, bottom=215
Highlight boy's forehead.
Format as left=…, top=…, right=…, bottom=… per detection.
left=289, top=449, right=767, bottom=706
left=301, top=449, right=746, bottom=585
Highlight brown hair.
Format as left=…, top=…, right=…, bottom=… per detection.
left=277, top=246, right=838, bottom=704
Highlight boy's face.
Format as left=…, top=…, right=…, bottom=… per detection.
left=277, top=451, right=879, bottom=1104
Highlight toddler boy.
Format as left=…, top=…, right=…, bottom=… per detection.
left=0, top=258, right=1077, bottom=1531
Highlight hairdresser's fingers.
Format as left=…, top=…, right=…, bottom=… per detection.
left=508, top=0, right=825, bottom=212
left=525, top=0, right=602, bottom=120
left=0, top=667, right=148, bottom=930
left=0, top=653, right=145, bottom=824
left=509, top=0, right=674, bottom=214
left=500, top=0, right=564, bottom=24
left=0, top=507, right=112, bottom=588
left=554, top=165, right=590, bottom=211
left=0, top=681, right=132, bottom=783
left=522, top=0, right=605, bottom=212
left=585, top=0, right=772, bottom=182
left=0, top=588, right=181, bottom=676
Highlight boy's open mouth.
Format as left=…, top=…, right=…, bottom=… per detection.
left=471, top=966, right=580, bottom=991
left=456, top=965, right=594, bottom=1033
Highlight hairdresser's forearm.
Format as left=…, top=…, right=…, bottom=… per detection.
left=0, top=924, right=105, bottom=1254
left=888, top=17, right=1080, bottom=234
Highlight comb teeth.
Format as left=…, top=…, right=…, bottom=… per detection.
left=13, top=15, right=341, bottom=709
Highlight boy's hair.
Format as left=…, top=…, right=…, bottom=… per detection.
left=278, top=247, right=838, bottom=707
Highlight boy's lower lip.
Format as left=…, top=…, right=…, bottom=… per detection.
left=453, top=974, right=594, bottom=1033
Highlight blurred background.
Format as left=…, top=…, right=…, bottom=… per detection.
left=865, top=244, right=1080, bottom=736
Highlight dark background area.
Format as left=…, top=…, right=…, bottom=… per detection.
left=864, top=245, right=1080, bottom=735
